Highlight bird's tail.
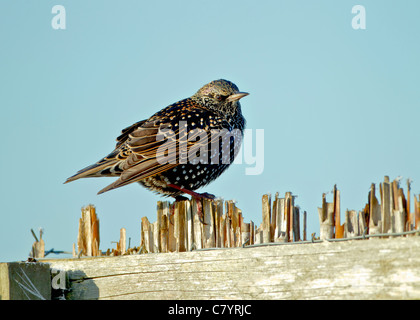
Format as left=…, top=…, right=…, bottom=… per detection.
left=64, top=156, right=121, bottom=184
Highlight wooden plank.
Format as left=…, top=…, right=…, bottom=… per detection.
left=46, top=237, right=420, bottom=300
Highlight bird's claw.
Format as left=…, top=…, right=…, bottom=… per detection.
left=168, top=184, right=216, bottom=225
left=198, top=192, right=216, bottom=200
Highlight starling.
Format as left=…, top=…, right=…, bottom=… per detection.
left=65, top=79, right=248, bottom=206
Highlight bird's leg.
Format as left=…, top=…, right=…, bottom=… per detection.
left=169, top=195, right=189, bottom=225
left=168, top=184, right=216, bottom=224
left=167, top=184, right=216, bottom=200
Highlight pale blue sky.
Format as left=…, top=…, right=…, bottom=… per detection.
left=1, top=1, right=419, bottom=262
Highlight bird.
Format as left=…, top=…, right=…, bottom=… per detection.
left=65, top=79, right=248, bottom=218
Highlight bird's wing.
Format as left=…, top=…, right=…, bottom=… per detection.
left=97, top=99, right=209, bottom=194
left=115, top=119, right=147, bottom=148
left=96, top=121, right=179, bottom=194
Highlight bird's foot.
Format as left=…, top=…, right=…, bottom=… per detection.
left=175, top=195, right=190, bottom=201
left=168, top=184, right=216, bottom=224
left=198, top=192, right=216, bottom=200
left=168, top=184, right=215, bottom=200
left=191, top=192, right=217, bottom=225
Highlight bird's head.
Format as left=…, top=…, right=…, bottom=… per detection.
left=193, top=79, right=249, bottom=116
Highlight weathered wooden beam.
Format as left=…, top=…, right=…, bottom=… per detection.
left=45, top=237, right=420, bottom=300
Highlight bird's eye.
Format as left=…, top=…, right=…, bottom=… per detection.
left=215, top=94, right=227, bottom=101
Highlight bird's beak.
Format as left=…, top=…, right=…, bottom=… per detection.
left=227, top=92, right=249, bottom=102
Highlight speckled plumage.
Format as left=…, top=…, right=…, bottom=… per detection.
left=65, top=79, right=248, bottom=199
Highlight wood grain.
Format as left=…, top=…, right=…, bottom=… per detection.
left=47, top=237, right=420, bottom=300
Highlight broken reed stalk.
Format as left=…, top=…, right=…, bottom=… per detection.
left=75, top=204, right=100, bottom=257
left=333, top=185, right=344, bottom=238
left=71, top=176, right=419, bottom=257
left=318, top=192, right=334, bottom=240
left=141, top=199, right=246, bottom=253
left=414, top=195, right=420, bottom=229
left=139, top=191, right=303, bottom=254
left=30, top=228, right=45, bottom=259
left=319, top=176, right=417, bottom=240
